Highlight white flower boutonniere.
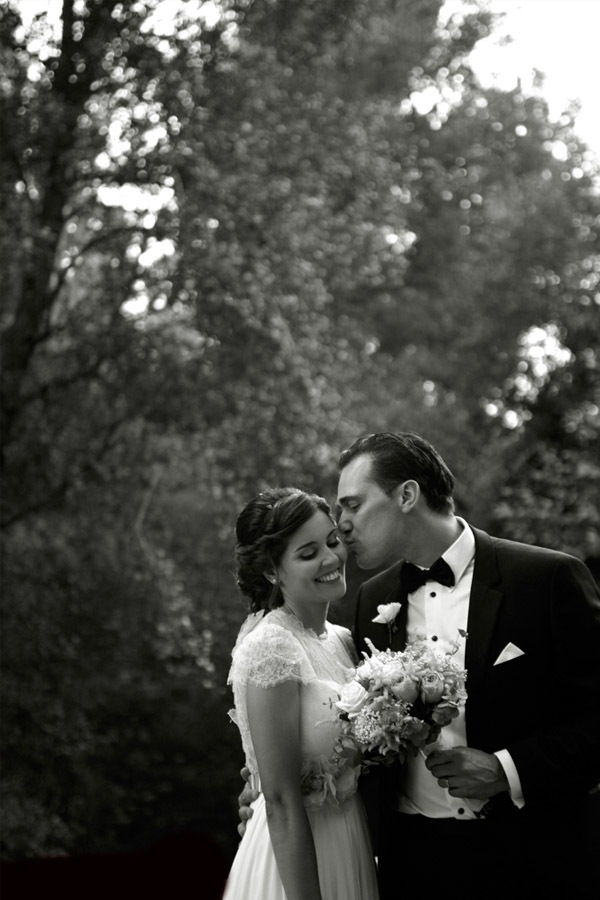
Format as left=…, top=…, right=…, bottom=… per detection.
left=372, top=601, right=402, bottom=643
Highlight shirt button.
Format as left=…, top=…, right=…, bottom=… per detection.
left=458, top=808, right=465, bottom=815
left=431, top=635, right=438, bottom=641
left=430, top=591, right=437, bottom=597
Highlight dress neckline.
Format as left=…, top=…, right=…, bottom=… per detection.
left=274, top=605, right=330, bottom=641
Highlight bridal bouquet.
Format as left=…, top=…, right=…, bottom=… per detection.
left=334, top=634, right=468, bottom=769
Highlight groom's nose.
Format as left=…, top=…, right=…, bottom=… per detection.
left=338, top=515, right=352, bottom=534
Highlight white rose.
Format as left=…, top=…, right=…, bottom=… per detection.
left=372, top=602, right=402, bottom=626
left=335, top=682, right=369, bottom=717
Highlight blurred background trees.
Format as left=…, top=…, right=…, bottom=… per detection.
left=1, top=0, right=599, bottom=869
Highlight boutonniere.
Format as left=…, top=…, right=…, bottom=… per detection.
left=372, top=602, right=402, bottom=643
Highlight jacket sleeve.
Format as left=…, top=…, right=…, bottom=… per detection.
left=506, top=555, right=600, bottom=803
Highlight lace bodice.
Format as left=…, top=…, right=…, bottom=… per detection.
left=228, top=608, right=361, bottom=808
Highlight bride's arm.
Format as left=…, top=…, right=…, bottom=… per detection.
left=247, top=679, right=323, bottom=900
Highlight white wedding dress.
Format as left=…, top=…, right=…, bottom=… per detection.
left=223, top=607, right=379, bottom=900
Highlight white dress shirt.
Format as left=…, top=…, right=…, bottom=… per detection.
left=396, top=518, right=524, bottom=818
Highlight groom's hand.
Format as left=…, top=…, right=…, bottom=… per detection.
left=425, top=746, right=509, bottom=800
left=237, top=766, right=259, bottom=837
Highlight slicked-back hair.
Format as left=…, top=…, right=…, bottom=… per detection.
left=339, top=432, right=455, bottom=514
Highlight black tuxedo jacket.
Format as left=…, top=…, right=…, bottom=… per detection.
left=353, top=526, right=600, bottom=810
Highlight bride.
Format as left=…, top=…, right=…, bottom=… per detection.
left=223, top=487, right=379, bottom=900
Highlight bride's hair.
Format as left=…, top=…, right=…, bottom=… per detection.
left=235, top=487, right=333, bottom=613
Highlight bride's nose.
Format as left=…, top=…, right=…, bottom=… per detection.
left=322, top=545, right=342, bottom=565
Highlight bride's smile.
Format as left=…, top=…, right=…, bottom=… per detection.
left=314, top=567, right=343, bottom=583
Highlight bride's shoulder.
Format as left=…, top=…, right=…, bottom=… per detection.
left=329, top=622, right=359, bottom=664
left=328, top=621, right=354, bottom=642
left=229, top=611, right=311, bottom=688
left=233, top=611, right=300, bottom=654
left=232, top=611, right=264, bottom=646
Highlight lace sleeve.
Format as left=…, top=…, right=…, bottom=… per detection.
left=228, top=623, right=314, bottom=688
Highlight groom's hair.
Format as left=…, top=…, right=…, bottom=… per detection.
left=339, top=432, right=455, bottom=514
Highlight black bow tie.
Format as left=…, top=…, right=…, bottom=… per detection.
left=400, top=558, right=455, bottom=594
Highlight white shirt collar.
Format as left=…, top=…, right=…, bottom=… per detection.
left=441, top=516, right=475, bottom=586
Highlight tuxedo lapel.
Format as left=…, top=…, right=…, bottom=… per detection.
left=465, top=528, right=503, bottom=695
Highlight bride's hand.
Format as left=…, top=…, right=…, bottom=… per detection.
left=237, top=766, right=259, bottom=837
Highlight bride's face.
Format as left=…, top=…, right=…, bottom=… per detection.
left=275, top=510, right=347, bottom=608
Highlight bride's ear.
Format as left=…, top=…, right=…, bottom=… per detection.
left=263, top=571, right=277, bottom=585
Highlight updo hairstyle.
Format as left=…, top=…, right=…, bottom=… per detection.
left=235, top=487, right=333, bottom=613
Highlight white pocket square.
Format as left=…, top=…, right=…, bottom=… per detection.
left=493, top=642, right=525, bottom=666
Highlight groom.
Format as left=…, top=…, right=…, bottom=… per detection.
left=337, top=432, right=600, bottom=900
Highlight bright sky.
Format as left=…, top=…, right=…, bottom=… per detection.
left=444, top=0, right=600, bottom=156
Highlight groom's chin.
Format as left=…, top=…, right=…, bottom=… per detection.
left=355, top=554, right=379, bottom=571
left=357, top=551, right=395, bottom=572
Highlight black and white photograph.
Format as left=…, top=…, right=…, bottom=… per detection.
left=2, top=1, right=599, bottom=898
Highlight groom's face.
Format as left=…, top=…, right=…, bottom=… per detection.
left=336, top=454, right=405, bottom=570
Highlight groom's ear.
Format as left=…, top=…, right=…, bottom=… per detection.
left=395, top=480, right=419, bottom=512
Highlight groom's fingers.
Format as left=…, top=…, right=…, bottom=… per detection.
left=428, top=749, right=508, bottom=799
left=238, top=784, right=258, bottom=807
left=425, top=745, right=473, bottom=772
left=425, top=749, right=463, bottom=789
left=424, top=749, right=453, bottom=772
left=428, top=763, right=455, bottom=783
left=236, top=802, right=256, bottom=837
